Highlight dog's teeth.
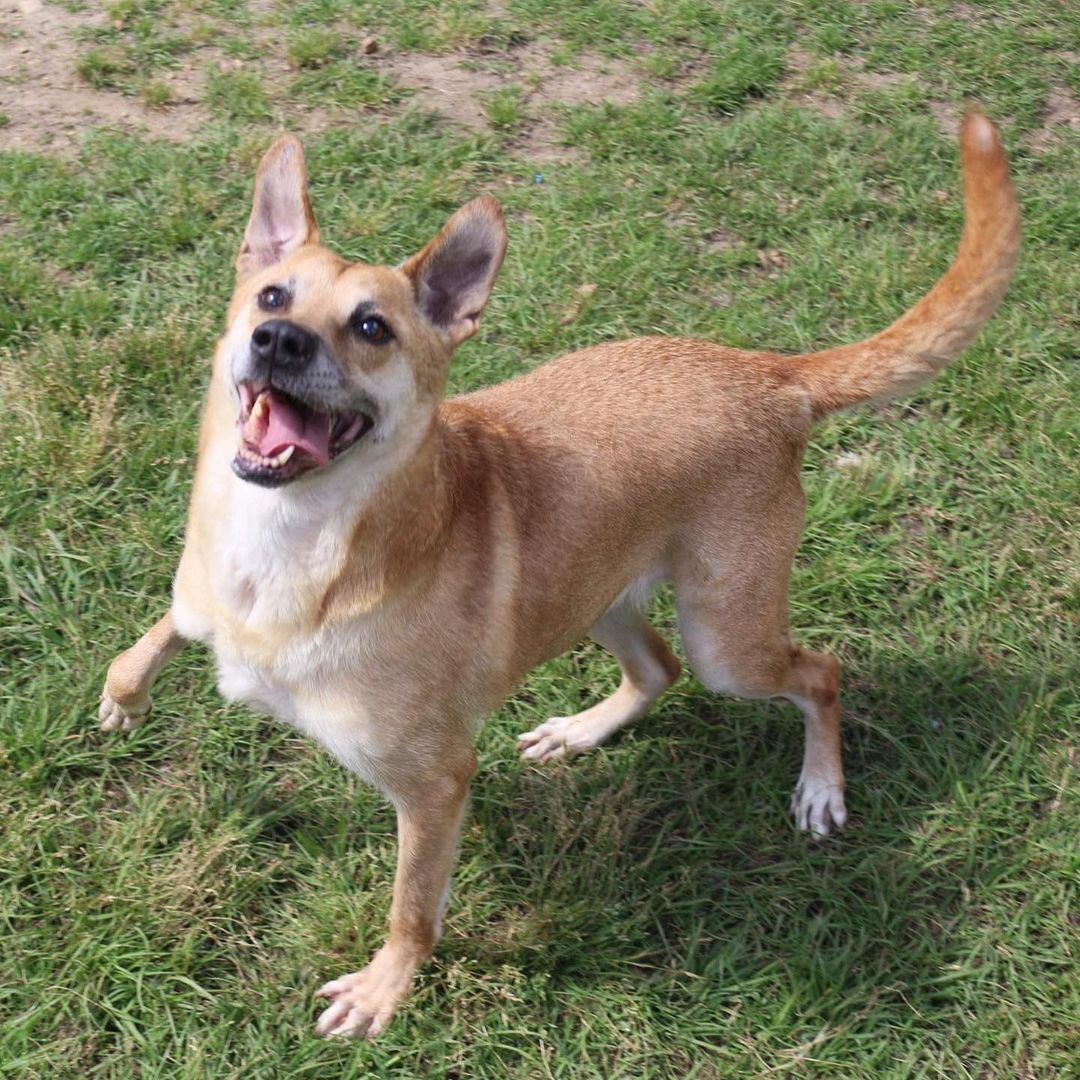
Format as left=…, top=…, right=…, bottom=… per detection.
left=251, top=392, right=268, bottom=423
left=237, top=442, right=296, bottom=469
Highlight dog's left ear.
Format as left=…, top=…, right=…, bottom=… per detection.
left=402, top=196, right=507, bottom=345
left=236, top=135, right=320, bottom=279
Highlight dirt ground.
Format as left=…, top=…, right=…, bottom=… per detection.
left=1, top=0, right=642, bottom=158
left=2, top=2, right=1076, bottom=157
left=1, top=0, right=204, bottom=152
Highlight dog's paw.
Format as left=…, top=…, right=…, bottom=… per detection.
left=313, top=947, right=418, bottom=1040
left=516, top=715, right=599, bottom=762
left=98, top=690, right=150, bottom=733
left=791, top=773, right=847, bottom=837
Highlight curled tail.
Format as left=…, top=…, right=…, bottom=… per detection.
left=796, top=107, right=1020, bottom=419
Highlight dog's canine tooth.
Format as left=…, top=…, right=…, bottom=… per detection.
left=251, top=391, right=269, bottom=422
left=276, top=446, right=296, bottom=465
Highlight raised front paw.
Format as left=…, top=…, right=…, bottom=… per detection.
left=98, top=689, right=150, bottom=733
left=313, top=946, right=419, bottom=1039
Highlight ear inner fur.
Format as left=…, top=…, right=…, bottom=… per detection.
left=402, top=197, right=507, bottom=341
left=236, top=135, right=321, bottom=279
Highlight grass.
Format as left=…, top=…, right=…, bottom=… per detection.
left=141, top=79, right=173, bottom=108
left=286, top=28, right=342, bottom=70
left=76, top=47, right=133, bottom=90
left=485, top=85, right=526, bottom=130
left=205, top=66, right=273, bottom=122
left=2, top=0, right=1078, bottom=1076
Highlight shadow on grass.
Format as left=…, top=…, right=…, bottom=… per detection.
left=454, top=649, right=1068, bottom=1013
left=170, top=641, right=1069, bottom=1060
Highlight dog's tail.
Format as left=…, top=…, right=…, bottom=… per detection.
left=794, top=107, right=1020, bottom=420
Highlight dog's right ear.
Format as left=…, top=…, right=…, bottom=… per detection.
left=236, top=135, right=320, bottom=280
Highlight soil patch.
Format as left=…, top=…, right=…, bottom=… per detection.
left=780, top=47, right=847, bottom=120
left=928, top=99, right=961, bottom=140
left=1027, top=84, right=1080, bottom=152
left=0, top=0, right=209, bottom=155
left=2, top=6, right=644, bottom=161
left=380, top=42, right=641, bottom=161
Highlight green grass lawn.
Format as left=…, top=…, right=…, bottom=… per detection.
left=2, top=1, right=1078, bottom=1076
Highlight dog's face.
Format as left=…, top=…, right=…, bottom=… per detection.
left=219, top=136, right=506, bottom=488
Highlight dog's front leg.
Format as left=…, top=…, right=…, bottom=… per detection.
left=99, top=611, right=188, bottom=732
left=314, top=753, right=475, bottom=1039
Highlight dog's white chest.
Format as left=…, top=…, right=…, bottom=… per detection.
left=173, top=465, right=423, bottom=789
left=213, top=630, right=394, bottom=787
left=214, top=647, right=302, bottom=723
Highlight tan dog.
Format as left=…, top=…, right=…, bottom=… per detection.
left=99, top=108, right=1019, bottom=1038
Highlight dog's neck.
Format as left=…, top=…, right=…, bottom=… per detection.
left=317, top=418, right=456, bottom=622
left=217, top=410, right=453, bottom=633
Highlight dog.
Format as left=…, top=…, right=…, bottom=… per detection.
left=98, top=107, right=1019, bottom=1038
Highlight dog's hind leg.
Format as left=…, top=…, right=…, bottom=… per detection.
left=99, top=611, right=187, bottom=732
left=517, top=600, right=681, bottom=762
left=671, top=504, right=847, bottom=836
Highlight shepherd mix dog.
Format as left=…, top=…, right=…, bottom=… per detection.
left=99, top=108, right=1019, bottom=1038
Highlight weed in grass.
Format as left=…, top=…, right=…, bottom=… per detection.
left=485, top=84, right=525, bottom=130
left=695, top=36, right=787, bottom=115
left=802, top=56, right=844, bottom=93
left=76, top=47, right=132, bottom=90
left=290, top=61, right=398, bottom=111
left=187, top=17, right=222, bottom=47
left=140, top=79, right=173, bottom=107
left=205, top=65, right=272, bottom=121
left=642, top=49, right=680, bottom=80
left=105, top=0, right=157, bottom=22
left=287, top=27, right=342, bottom=70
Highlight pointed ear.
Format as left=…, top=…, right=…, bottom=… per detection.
left=401, top=196, right=507, bottom=345
left=236, top=135, right=320, bottom=279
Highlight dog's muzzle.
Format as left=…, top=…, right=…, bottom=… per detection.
left=231, top=321, right=375, bottom=487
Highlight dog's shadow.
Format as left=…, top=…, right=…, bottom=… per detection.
left=452, top=649, right=1062, bottom=1009
left=235, top=646, right=1058, bottom=1023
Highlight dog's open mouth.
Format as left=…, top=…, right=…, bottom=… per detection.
left=232, top=383, right=374, bottom=486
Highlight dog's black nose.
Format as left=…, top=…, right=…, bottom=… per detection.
left=251, top=319, right=318, bottom=370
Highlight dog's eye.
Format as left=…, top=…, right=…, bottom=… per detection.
left=355, top=315, right=392, bottom=344
left=257, top=286, right=288, bottom=311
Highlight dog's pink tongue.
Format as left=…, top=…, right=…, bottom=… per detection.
left=243, top=390, right=330, bottom=466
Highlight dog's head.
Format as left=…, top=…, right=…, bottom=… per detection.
left=219, top=135, right=506, bottom=488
